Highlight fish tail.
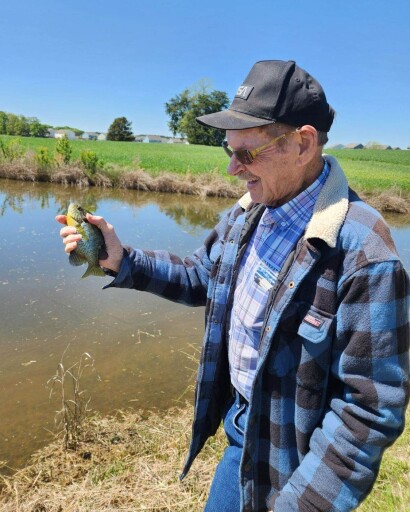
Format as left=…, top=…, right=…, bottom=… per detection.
left=81, top=264, right=106, bottom=279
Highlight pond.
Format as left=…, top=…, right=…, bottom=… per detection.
left=0, top=179, right=409, bottom=474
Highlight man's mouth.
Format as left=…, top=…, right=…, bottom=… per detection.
left=240, top=173, right=259, bottom=184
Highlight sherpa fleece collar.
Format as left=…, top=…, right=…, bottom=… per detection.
left=237, top=155, right=349, bottom=249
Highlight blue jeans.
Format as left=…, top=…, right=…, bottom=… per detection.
left=204, top=392, right=248, bottom=512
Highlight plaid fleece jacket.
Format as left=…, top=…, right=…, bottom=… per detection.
left=106, top=156, right=409, bottom=512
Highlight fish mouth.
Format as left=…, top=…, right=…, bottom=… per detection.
left=67, top=203, right=89, bottom=223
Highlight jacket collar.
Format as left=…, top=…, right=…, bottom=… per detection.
left=237, top=155, right=349, bottom=249
left=304, top=155, right=349, bottom=248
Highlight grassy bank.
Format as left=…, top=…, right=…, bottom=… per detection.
left=0, top=405, right=408, bottom=511
left=0, top=135, right=409, bottom=212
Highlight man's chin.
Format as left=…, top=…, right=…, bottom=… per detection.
left=247, top=181, right=262, bottom=202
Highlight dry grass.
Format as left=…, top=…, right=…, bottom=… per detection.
left=0, top=405, right=226, bottom=512
left=0, top=406, right=408, bottom=511
left=1, top=155, right=409, bottom=209
left=118, top=168, right=243, bottom=198
left=0, top=161, right=38, bottom=181
left=0, top=158, right=243, bottom=199
left=358, top=186, right=410, bottom=214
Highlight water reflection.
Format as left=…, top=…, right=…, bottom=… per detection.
left=0, top=180, right=224, bottom=231
left=0, top=179, right=408, bottom=475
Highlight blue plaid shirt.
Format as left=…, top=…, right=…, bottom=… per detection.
left=229, top=161, right=330, bottom=400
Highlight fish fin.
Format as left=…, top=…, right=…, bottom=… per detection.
left=81, top=264, right=106, bottom=279
left=69, top=251, right=86, bottom=267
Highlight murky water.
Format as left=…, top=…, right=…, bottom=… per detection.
left=0, top=180, right=409, bottom=474
left=0, top=180, right=233, bottom=473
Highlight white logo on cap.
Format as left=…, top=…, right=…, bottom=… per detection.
left=235, top=84, right=254, bottom=100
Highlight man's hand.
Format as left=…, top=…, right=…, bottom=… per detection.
left=56, top=213, right=124, bottom=273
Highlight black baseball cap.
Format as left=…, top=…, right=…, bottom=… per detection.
left=196, top=60, right=335, bottom=132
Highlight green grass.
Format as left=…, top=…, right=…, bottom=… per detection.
left=357, top=409, right=410, bottom=511
left=326, top=149, right=410, bottom=193
left=1, top=135, right=410, bottom=191
left=0, top=135, right=228, bottom=174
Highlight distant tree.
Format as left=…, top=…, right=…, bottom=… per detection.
left=106, top=117, right=134, bottom=141
left=28, top=117, right=48, bottom=138
left=6, top=114, right=30, bottom=136
left=0, top=111, right=8, bottom=134
left=54, top=126, right=84, bottom=137
left=165, top=89, right=191, bottom=137
left=165, top=85, right=229, bottom=146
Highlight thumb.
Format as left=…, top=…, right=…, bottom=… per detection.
left=86, top=213, right=112, bottom=234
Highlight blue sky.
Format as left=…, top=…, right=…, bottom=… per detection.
left=1, top=0, right=409, bottom=147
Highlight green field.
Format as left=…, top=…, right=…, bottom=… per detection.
left=325, top=149, right=410, bottom=193
left=1, top=135, right=410, bottom=192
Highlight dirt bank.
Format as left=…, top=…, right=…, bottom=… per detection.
left=0, top=405, right=225, bottom=511
left=0, top=405, right=408, bottom=512
left=0, top=161, right=409, bottom=214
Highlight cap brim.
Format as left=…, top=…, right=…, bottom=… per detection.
left=196, top=109, right=275, bottom=130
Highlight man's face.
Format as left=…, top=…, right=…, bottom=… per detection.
left=226, top=126, right=302, bottom=207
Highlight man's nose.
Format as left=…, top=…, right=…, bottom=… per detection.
left=227, top=155, right=245, bottom=176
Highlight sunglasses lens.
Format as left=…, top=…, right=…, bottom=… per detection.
left=236, top=150, right=253, bottom=165
left=222, top=143, right=253, bottom=165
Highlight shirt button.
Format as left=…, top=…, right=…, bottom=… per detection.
left=288, top=281, right=295, bottom=288
left=244, top=461, right=252, bottom=472
left=229, top=239, right=235, bottom=244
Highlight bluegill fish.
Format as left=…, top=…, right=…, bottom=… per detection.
left=66, top=203, right=105, bottom=278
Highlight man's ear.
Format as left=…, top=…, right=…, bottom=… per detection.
left=295, top=125, right=318, bottom=166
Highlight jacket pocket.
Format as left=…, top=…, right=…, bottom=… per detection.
left=297, top=305, right=334, bottom=345
left=270, top=304, right=334, bottom=386
left=295, top=306, right=335, bottom=390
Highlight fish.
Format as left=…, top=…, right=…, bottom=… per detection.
left=66, top=203, right=106, bottom=278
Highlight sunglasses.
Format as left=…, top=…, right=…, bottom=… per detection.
left=222, top=129, right=299, bottom=165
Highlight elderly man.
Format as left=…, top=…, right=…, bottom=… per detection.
left=58, top=60, right=409, bottom=512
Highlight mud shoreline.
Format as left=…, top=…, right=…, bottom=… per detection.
left=0, top=161, right=409, bottom=215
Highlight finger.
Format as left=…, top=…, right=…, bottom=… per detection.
left=64, top=241, right=78, bottom=254
left=55, top=215, right=67, bottom=225
left=63, top=234, right=82, bottom=246
left=60, top=226, right=78, bottom=237
left=86, top=213, right=113, bottom=233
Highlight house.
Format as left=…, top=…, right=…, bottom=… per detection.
left=82, top=132, right=99, bottom=141
left=167, top=137, right=189, bottom=144
left=54, top=129, right=76, bottom=140
left=344, top=143, right=365, bottom=149
left=97, top=133, right=107, bottom=141
left=142, top=135, right=168, bottom=143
